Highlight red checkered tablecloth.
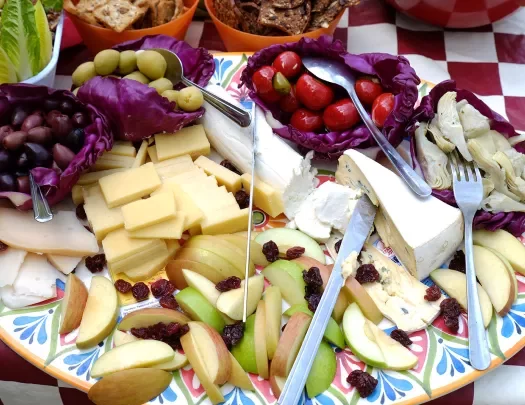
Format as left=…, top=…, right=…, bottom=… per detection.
left=2, top=1, right=525, bottom=404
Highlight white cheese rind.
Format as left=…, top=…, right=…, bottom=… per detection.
left=336, top=149, right=464, bottom=280
left=0, top=248, right=27, bottom=287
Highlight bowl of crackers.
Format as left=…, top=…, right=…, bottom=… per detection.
left=64, top=0, right=199, bottom=54
left=205, top=0, right=357, bottom=52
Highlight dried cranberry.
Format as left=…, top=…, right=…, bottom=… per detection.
left=449, top=250, right=466, bottom=273
left=151, top=279, right=176, bottom=298
left=114, top=279, right=132, bottom=293
left=306, top=292, right=321, bottom=312
left=262, top=240, right=279, bottom=262
left=165, top=322, right=181, bottom=336
left=355, top=264, right=380, bottom=284
left=85, top=254, right=106, bottom=273
left=159, top=295, right=179, bottom=310
left=131, top=282, right=149, bottom=301
left=334, top=239, right=341, bottom=253
left=0, top=241, right=8, bottom=252
left=424, top=285, right=442, bottom=301
left=216, top=276, right=242, bottom=292
left=440, top=298, right=462, bottom=333
left=390, top=329, right=412, bottom=347
left=130, top=321, right=188, bottom=350
left=180, top=324, right=189, bottom=336
left=220, top=159, right=241, bottom=175
left=302, top=267, right=323, bottom=289
left=234, top=190, right=250, bottom=209
left=76, top=204, right=87, bottom=220
left=130, top=327, right=149, bottom=339
left=222, top=322, right=244, bottom=349
left=286, top=246, right=305, bottom=260
left=444, top=315, right=460, bottom=332
left=347, top=370, right=378, bottom=398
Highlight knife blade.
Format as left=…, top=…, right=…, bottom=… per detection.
left=277, top=194, right=377, bottom=404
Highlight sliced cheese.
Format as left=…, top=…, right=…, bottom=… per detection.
left=77, top=169, right=126, bottom=185
left=122, top=192, right=176, bottom=231
left=336, top=150, right=463, bottom=280
left=0, top=248, right=27, bottom=287
left=201, top=206, right=249, bottom=235
left=13, top=253, right=60, bottom=298
left=155, top=125, right=210, bottom=161
left=194, top=155, right=242, bottom=192
left=120, top=240, right=180, bottom=281
left=71, top=185, right=84, bottom=205
left=155, top=155, right=194, bottom=169
left=132, top=140, right=149, bottom=168
left=0, top=209, right=99, bottom=256
left=110, top=142, right=137, bottom=157
left=46, top=254, right=82, bottom=275
left=102, top=228, right=166, bottom=264
left=99, top=162, right=161, bottom=208
left=127, top=213, right=186, bottom=239
left=0, top=285, right=50, bottom=309
left=151, top=184, right=203, bottom=229
left=147, top=145, right=160, bottom=163
left=241, top=174, right=284, bottom=218
left=156, top=162, right=196, bottom=181
left=179, top=176, right=218, bottom=194
left=193, top=188, right=236, bottom=212
left=83, top=185, right=124, bottom=241
left=162, top=168, right=208, bottom=185
left=109, top=242, right=168, bottom=274
left=92, top=153, right=135, bottom=171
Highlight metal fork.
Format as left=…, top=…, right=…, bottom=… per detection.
left=449, top=151, right=490, bottom=370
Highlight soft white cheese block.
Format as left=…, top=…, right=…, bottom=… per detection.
left=336, top=149, right=464, bottom=280
left=198, top=86, right=316, bottom=219
left=13, top=254, right=61, bottom=298
left=0, top=286, right=50, bottom=309
left=0, top=248, right=27, bottom=287
left=312, top=181, right=360, bottom=233
left=294, top=192, right=332, bottom=243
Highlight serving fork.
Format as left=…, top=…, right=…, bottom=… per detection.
left=449, top=150, right=490, bottom=370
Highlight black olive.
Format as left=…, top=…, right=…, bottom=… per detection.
left=0, top=173, right=16, bottom=191
left=0, top=149, right=11, bottom=172
left=16, top=152, right=29, bottom=169
left=43, top=99, right=60, bottom=112
left=63, top=128, right=85, bottom=153
left=59, top=99, right=75, bottom=116
left=24, top=143, right=53, bottom=168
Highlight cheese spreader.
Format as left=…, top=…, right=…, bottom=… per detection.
left=278, top=194, right=377, bottom=404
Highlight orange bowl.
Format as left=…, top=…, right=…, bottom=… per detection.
left=67, top=0, right=199, bottom=55
left=204, top=0, right=345, bottom=52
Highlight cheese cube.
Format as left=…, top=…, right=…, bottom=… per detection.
left=92, top=153, right=135, bottom=171
left=121, top=240, right=180, bottom=282
left=83, top=185, right=124, bottom=241
left=179, top=176, right=218, bottom=195
left=201, top=206, right=249, bottom=235
left=157, top=162, right=196, bottom=181
left=155, top=125, right=210, bottom=161
left=155, top=155, right=193, bottom=169
left=77, top=169, right=126, bottom=185
left=241, top=174, right=285, bottom=218
left=46, top=254, right=82, bottom=275
left=99, top=162, right=161, bottom=208
left=132, top=141, right=148, bottom=168
left=151, top=184, right=203, bottom=229
left=122, top=192, right=176, bottom=231
left=163, top=168, right=207, bottom=185
left=110, top=142, right=136, bottom=157
left=192, top=188, right=236, bottom=212
left=147, top=145, right=159, bottom=163
left=71, top=185, right=84, bottom=205
left=128, top=213, right=186, bottom=239
left=102, top=228, right=165, bottom=264
left=194, top=155, right=242, bottom=192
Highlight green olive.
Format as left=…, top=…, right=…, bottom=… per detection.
left=177, top=86, right=204, bottom=112
left=118, top=50, right=137, bottom=75
left=162, top=90, right=180, bottom=103
left=72, top=62, right=96, bottom=87
left=94, top=49, right=120, bottom=76
left=123, top=71, right=150, bottom=84
left=136, top=50, right=167, bottom=80
left=273, top=72, right=291, bottom=95
left=149, top=78, right=173, bottom=95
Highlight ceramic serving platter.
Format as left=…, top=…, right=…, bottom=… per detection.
left=1, top=53, right=525, bottom=405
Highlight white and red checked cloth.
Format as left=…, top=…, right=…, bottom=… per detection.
left=2, top=1, right=525, bottom=404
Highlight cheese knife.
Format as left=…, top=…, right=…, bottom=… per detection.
left=278, top=194, right=377, bottom=404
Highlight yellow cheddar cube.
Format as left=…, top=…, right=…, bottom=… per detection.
left=122, top=192, right=177, bottom=231
left=147, top=145, right=159, bottom=163
left=201, top=206, right=249, bottom=235
left=151, top=184, right=203, bottom=230
left=241, top=174, right=284, bottom=218
left=99, top=162, right=161, bottom=208
left=128, top=213, right=186, bottom=239
left=103, top=228, right=166, bottom=264
left=194, top=156, right=242, bottom=193
left=110, top=142, right=136, bottom=157
left=83, top=185, right=124, bottom=241
left=155, top=125, right=210, bottom=161
left=71, top=185, right=84, bottom=205
left=155, top=155, right=193, bottom=169
left=132, top=141, right=148, bottom=168
left=92, top=153, right=135, bottom=171
left=77, top=169, right=126, bottom=185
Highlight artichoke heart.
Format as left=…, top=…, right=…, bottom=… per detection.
left=415, top=122, right=451, bottom=190
left=503, top=148, right=525, bottom=178
left=457, top=102, right=490, bottom=139
left=428, top=116, right=455, bottom=153
left=493, top=151, right=525, bottom=200
left=437, top=92, right=472, bottom=161
left=482, top=177, right=495, bottom=199
left=509, top=132, right=525, bottom=147
left=482, top=191, right=525, bottom=213
left=489, top=130, right=512, bottom=151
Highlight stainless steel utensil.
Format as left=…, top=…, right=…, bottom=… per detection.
left=449, top=150, right=490, bottom=371
left=301, top=57, right=432, bottom=198
left=278, top=194, right=377, bottom=404
left=29, top=173, right=53, bottom=223
left=150, top=48, right=252, bottom=128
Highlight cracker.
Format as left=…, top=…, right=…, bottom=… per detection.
left=94, top=0, right=147, bottom=32
left=271, top=0, right=304, bottom=9
left=173, top=0, right=185, bottom=19
left=311, top=0, right=331, bottom=13
left=64, top=0, right=107, bottom=25
left=307, top=0, right=356, bottom=30
left=258, top=0, right=311, bottom=35
left=214, top=0, right=241, bottom=28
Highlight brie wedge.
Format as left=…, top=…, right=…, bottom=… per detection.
left=336, top=149, right=463, bottom=280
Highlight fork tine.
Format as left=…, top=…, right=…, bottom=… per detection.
left=473, top=164, right=482, bottom=183
left=449, top=150, right=460, bottom=181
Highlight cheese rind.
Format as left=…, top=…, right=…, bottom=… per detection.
left=122, top=193, right=176, bottom=231
left=132, top=141, right=149, bottom=168
left=241, top=174, right=284, bottom=218
left=83, top=185, right=124, bottom=241
left=195, top=156, right=242, bottom=192
left=99, top=162, right=161, bottom=208
left=128, top=213, right=186, bottom=239
left=336, top=150, right=464, bottom=280
left=155, top=125, right=210, bottom=161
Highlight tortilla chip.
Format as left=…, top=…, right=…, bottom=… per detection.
left=258, top=0, right=311, bottom=35
left=94, top=0, right=147, bottom=32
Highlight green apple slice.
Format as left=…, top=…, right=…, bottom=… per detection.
left=264, top=286, right=282, bottom=360
left=342, top=303, right=386, bottom=368
left=283, top=303, right=345, bottom=349
left=216, top=275, right=264, bottom=320
left=182, top=269, right=220, bottom=306
left=176, top=287, right=225, bottom=333
left=306, top=340, right=336, bottom=398
left=231, top=314, right=258, bottom=374
left=262, top=260, right=306, bottom=306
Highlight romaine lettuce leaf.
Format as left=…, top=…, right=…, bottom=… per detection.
left=0, top=0, right=41, bottom=81
left=42, top=0, right=63, bottom=12
left=35, top=0, right=52, bottom=70
left=0, top=46, right=17, bottom=84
